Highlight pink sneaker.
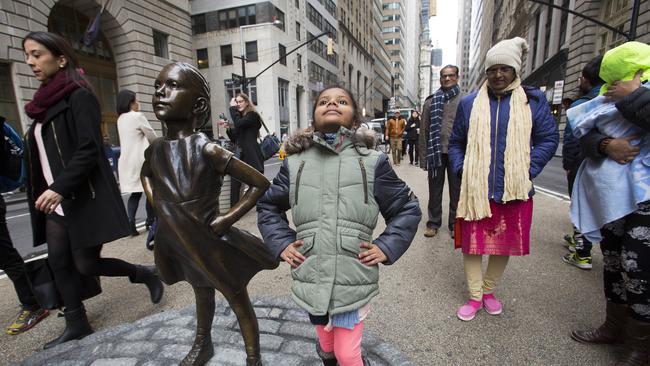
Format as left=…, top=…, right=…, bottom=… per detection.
left=482, top=293, right=502, bottom=315
left=457, top=299, right=482, bottom=321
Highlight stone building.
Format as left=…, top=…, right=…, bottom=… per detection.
left=0, top=0, right=192, bottom=142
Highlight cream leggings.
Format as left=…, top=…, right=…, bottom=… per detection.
left=463, top=254, right=509, bottom=301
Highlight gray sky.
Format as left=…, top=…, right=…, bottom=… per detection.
left=429, top=1, right=459, bottom=65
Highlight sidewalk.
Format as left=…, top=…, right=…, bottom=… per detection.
left=0, top=163, right=616, bottom=365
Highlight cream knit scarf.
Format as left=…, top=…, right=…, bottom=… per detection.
left=456, top=77, right=532, bottom=221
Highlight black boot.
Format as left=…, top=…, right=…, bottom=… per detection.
left=43, top=305, right=93, bottom=349
left=316, top=343, right=338, bottom=366
left=571, top=302, right=627, bottom=344
left=181, top=332, right=214, bottom=366
left=616, top=317, right=650, bottom=366
left=129, top=221, right=139, bottom=236
left=129, top=265, right=164, bottom=304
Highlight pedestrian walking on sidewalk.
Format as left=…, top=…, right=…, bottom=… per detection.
left=385, top=110, right=406, bottom=166
left=116, top=89, right=157, bottom=236
left=258, top=86, right=421, bottom=366
left=561, top=56, right=604, bottom=270
left=144, top=62, right=277, bottom=366
left=570, top=41, right=650, bottom=365
left=22, top=31, right=164, bottom=350
left=448, top=37, right=558, bottom=321
left=0, top=116, right=49, bottom=335
left=419, top=65, right=463, bottom=239
left=405, top=111, right=420, bottom=165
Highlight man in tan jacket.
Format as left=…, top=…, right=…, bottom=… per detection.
left=385, top=111, right=406, bottom=165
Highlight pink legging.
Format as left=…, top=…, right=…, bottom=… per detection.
left=315, top=322, right=364, bottom=366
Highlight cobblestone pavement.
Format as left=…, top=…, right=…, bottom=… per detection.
left=21, top=296, right=415, bottom=366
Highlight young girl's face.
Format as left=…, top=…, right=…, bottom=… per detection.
left=313, top=88, right=355, bottom=133
left=152, top=64, right=198, bottom=122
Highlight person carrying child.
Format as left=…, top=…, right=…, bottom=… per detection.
left=257, top=86, right=421, bottom=366
left=143, top=62, right=278, bottom=366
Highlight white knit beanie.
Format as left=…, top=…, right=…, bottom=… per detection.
left=485, top=37, right=529, bottom=74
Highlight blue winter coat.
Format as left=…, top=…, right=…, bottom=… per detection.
left=448, top=87, right=559, bottom=203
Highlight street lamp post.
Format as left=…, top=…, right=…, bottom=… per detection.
left=237, top=19, right=283, bottom=95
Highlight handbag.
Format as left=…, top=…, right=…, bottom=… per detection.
left=258, top=120, right=280, bottom=161
left=24, top=258, right=102, bottom=310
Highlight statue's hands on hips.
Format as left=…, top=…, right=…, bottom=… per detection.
left=210, top=215, right=232, bottom=236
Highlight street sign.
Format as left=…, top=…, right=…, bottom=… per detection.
left=232, top=73, right=243, bottom=83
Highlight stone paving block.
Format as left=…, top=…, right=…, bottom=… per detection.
left=260, top=352, right=304, bottom=366
left=157, top=344, right=192, bottom=361
left=252, top=296, right=295, bottom=309
left=164, top=315, right=194, bottom=327
left=209, top=346, right=247, bottom=365
left=231, top=333, right=284, bottom=351
left=113, top=341, right=158, bottom=356
left=213, top=314, right=236, bottom=328
left=78, top=323, right=132, bottom=347
left=134, top=310, right=181, bottom=327
left=214, top=328, right=243, bottom=345
left=278, top=321, right=316, bottom=338
left=253, top=307, right=271, bottom=318
left=231, top=318, right=280, bottom=333
left=280, top=308, right=309, bottom=322
left=90, top=358, right=138, bottom=366
left=281, top=339, right=315, bottom=355
left=73, top=343, right=115, bottom=360
left=44, top=361, right=86, bottom=366
left=362, top=332, right=382, bottom=347
left=122, top=327, right=153, bottom=341
left=268, top=308, right=283, bottom=318
left=151, top=326, right=194, bottom=341
left=140, top=360, right=177, bottom=366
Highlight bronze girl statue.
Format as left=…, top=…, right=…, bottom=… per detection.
left=142, top=62, right=278, bottom=366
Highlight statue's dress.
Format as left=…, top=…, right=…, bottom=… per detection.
left=143, top=133, right=277, bottom=296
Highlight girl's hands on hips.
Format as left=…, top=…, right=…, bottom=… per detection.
left=281, top=240, right=305, bottom=268
left=35, top=189, right=63, bottom=214
left=359, top=242, right=387, bottom=266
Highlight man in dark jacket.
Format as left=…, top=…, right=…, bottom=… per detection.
left=418, top=65, right=463, bottom=238
left=561, top=56, right=603, bottom=270
left=0, top=116, right=49, bottom=335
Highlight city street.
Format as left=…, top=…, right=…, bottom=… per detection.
left=0, top=160, right=616, bottom=365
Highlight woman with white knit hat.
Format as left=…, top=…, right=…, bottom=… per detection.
left=448, top=37, right=559, bottom=321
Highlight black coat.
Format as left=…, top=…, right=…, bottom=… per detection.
left=25, top=87, right=130, bottom=248
left=227, top=106, right=264, bottom=172
left=406, top=117, right=420, bottom=140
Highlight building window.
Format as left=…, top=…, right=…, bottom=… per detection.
left=307, top=4, right=337, bottom=41
left=278, top=78, right=289, bottom=107
left=296, top=53, right=302, bottom=72
left=279, top=44, right=287, bottom=66
left=246, top=41, right=258, bottom=62
left=217, top=5, right=256, bottom=30
left=153, top=30, right=168, bottom=58
left=197, top=48, right=209, bottom=69
left=382, top=2, right=400, bottom=10
left=225, top=78, right=257, bottom=105
left=274, top=8, right=285, bottom=31
left=192, top=14, right=207, bottom=35
left=307, top=32, right=338, bottom=67
left=295, top=0, right=300, bottom=8
left=296, top=22, right=301, bottom=41
left=221, top=45, right=233, bottom=66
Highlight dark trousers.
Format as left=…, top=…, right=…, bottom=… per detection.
left=567, top=169, right=592, bottom=257
left=427, top=153, right=461, bottom=230
left=600, top=201, right=650, bottom=322
left=126, top=192, right=155, bottom=225
left=0, top=196, right=38, bottom=309
left=407, top=138, right=419, bottom=164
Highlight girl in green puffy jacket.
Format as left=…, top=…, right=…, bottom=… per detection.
left=258, top=87, right=421, bottom=366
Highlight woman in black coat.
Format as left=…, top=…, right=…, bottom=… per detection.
left=406, top=111, right=420, bottom=165
left=222, top=93, right=264, bottom=206
left=22, top=31, right=163, bottom=349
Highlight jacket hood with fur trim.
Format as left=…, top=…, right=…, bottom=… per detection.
left=283, top=126, right=377, bottom=155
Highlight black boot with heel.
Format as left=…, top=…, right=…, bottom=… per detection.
left=43, top=305, right=93, bottom=350
left=129, top=265, right=164, bottom=304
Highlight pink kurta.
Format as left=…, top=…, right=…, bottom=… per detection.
left=456, top=199, right=533, bottom=256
